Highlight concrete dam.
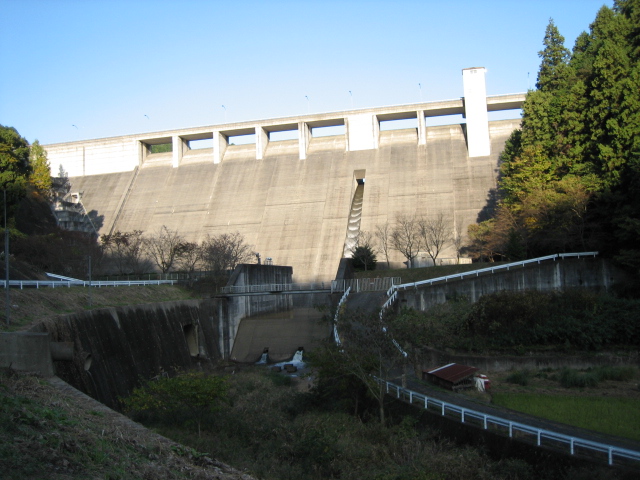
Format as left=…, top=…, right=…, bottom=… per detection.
left=44, top=68, right=525, bottom=281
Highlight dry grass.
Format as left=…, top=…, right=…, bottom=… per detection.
left=354, top=261, right=508, bottom=284
left=0, top=285, right=196, bottom=332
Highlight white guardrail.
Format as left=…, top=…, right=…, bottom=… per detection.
left=332, top=286, right=351, bottom=346
left=385, top=252, right=599, bottom=299
left=1, top=279, right=177, bottom=289
left=377, top=378, right=640, bottom=468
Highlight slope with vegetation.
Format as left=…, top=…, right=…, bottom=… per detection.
left=0, top=368, right=255, bottom=480
left=123, top=367, right=632, bottom=480
left=467, top=0, right=640, bottom=273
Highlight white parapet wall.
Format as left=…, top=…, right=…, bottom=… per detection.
left=45, top=68, right=524, bottom=178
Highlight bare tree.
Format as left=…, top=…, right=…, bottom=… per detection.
left=313, top=310, right=405, bottom=425
left=144, top=226, right=184, bottom=273
left=350, top=231, right=375, bottom=253
left=391, top=215, right=422, bottom=268
left=101, top=230, right=149, bottom=275
left=175, top=241, right=204, bottom=279
left=452, top=219, right=466, bottom=264
left=418, top=212, right=451, bottom=265
left=374, top=222, right=392, bottom=267
left=202, top=232, right=253, bottom=276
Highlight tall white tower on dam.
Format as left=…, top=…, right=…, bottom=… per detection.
left=45, top=68, right=524, bottom=281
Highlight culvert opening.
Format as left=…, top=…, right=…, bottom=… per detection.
left=84, top=353, right=92, bottom=371
left=183, top=324, right=199, bottom=357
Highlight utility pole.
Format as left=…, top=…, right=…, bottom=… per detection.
left=87, top=255, right=92, bottom=308
left=4, top=190, right=10, bottom=326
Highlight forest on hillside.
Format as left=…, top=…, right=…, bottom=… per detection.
left=466, top=0, right=640, bottom=276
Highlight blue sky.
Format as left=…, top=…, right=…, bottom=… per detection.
left=1, top=0, right=613, bottom=145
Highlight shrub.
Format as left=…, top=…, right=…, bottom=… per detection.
left=559, top=368, right=599, bottom=388
left=593, top=366, right=637, bottom=382
left=457, top=290, right=640, bottom=351
left=506, top=369, right=531, bottom=386
left=122, top=371, right=227, bottom=437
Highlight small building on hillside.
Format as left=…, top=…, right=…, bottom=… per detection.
left=423, top=363, right=479, bottom=391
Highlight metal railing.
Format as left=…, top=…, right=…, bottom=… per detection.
left=220, top=277, right=402, bottom=295
left=377, top=377, right=640, bottom=468
left=98, top=270, right=215, bottom=282
left=333, top=286, right=351, bottom=346
left=331, top=277, right=401, bottom=293
left=220, top=282, right=330, bottom=294
left=1, top=279, right=177, bottom=289
left=383, top=252, right=599, bottom=305
left=387, top=252, right=598, bottom=295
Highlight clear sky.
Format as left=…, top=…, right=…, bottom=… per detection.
left=1, top=0, right=614, bottom=146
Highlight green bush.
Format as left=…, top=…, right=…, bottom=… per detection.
left=506, top=369, right=531, bottom=386
left=391, top=300, right=473, bottom=351
left=593, top=365, right=637, bottom=382
left=122, top=368, right=623, bottom=480
left=559, top=368, right=599, bottom=388
left=122, top=371, right=227, bottom=436
left=445, top=290, right=640, bottom=352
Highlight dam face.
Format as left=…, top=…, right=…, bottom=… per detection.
left=45, top=68, right=524, bottom=281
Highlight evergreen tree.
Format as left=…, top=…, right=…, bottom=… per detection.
left=0, top=125, right=31, bottom=221
left=615, top=0, right=640, bottom=60
left=536, top=19, right=571, bottom=92
left=351, top=244, right=377, bottom=271
left=582, top=5, right=638, bottom=188
left=29, top=140, right=52, bottom=198
left=486, top=3, right=640, bottom=270
left=0, top=125, right=30, bottom=194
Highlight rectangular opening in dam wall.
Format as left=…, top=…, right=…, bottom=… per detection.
left=269, top=129, right=298, bottom=142
left=425, top=113, right=465, bottom=127
left=187, top=138, right=213, bottom=150
left=311, top=124, right=345, bottom=137
left=487, top=110, right=522, bottom=122
left=228, top=133, right=256, bottom=145
left=379, top=118, right=419, bottom=131
left=148, top=142, right=173, bottom=153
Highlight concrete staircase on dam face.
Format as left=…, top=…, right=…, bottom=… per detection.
left=63, top=119, right=521, bottom=283
left=342, top=183, right=364, bottom=257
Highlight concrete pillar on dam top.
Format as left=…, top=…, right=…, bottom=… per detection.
left=256, top=126, right=269, bottom=160
left=417, top=110, right=427, bottom=145
left=172, top=135, right=185, bottom=168
left=462, top=67, right=491, bottom=157
left=298, top=122, right=310, bottom=160
left=213, top=131, right=228, bottom=164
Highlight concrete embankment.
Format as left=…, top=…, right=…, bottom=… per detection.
left=30, top=299, right=220, bottom=408
left=5, top=286, right=333, bottom=407
left=397, top=257, right=625, bottom=311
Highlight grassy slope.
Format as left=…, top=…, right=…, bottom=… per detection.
left=0, top=284, right=196, bottom=332
left=492, top=392, right=640, bottom=442
left=0, top=285, right=257, bottom=478
left=0, top=369, right=254, bottom=480
left=354, top=261, right=507, bottom=284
